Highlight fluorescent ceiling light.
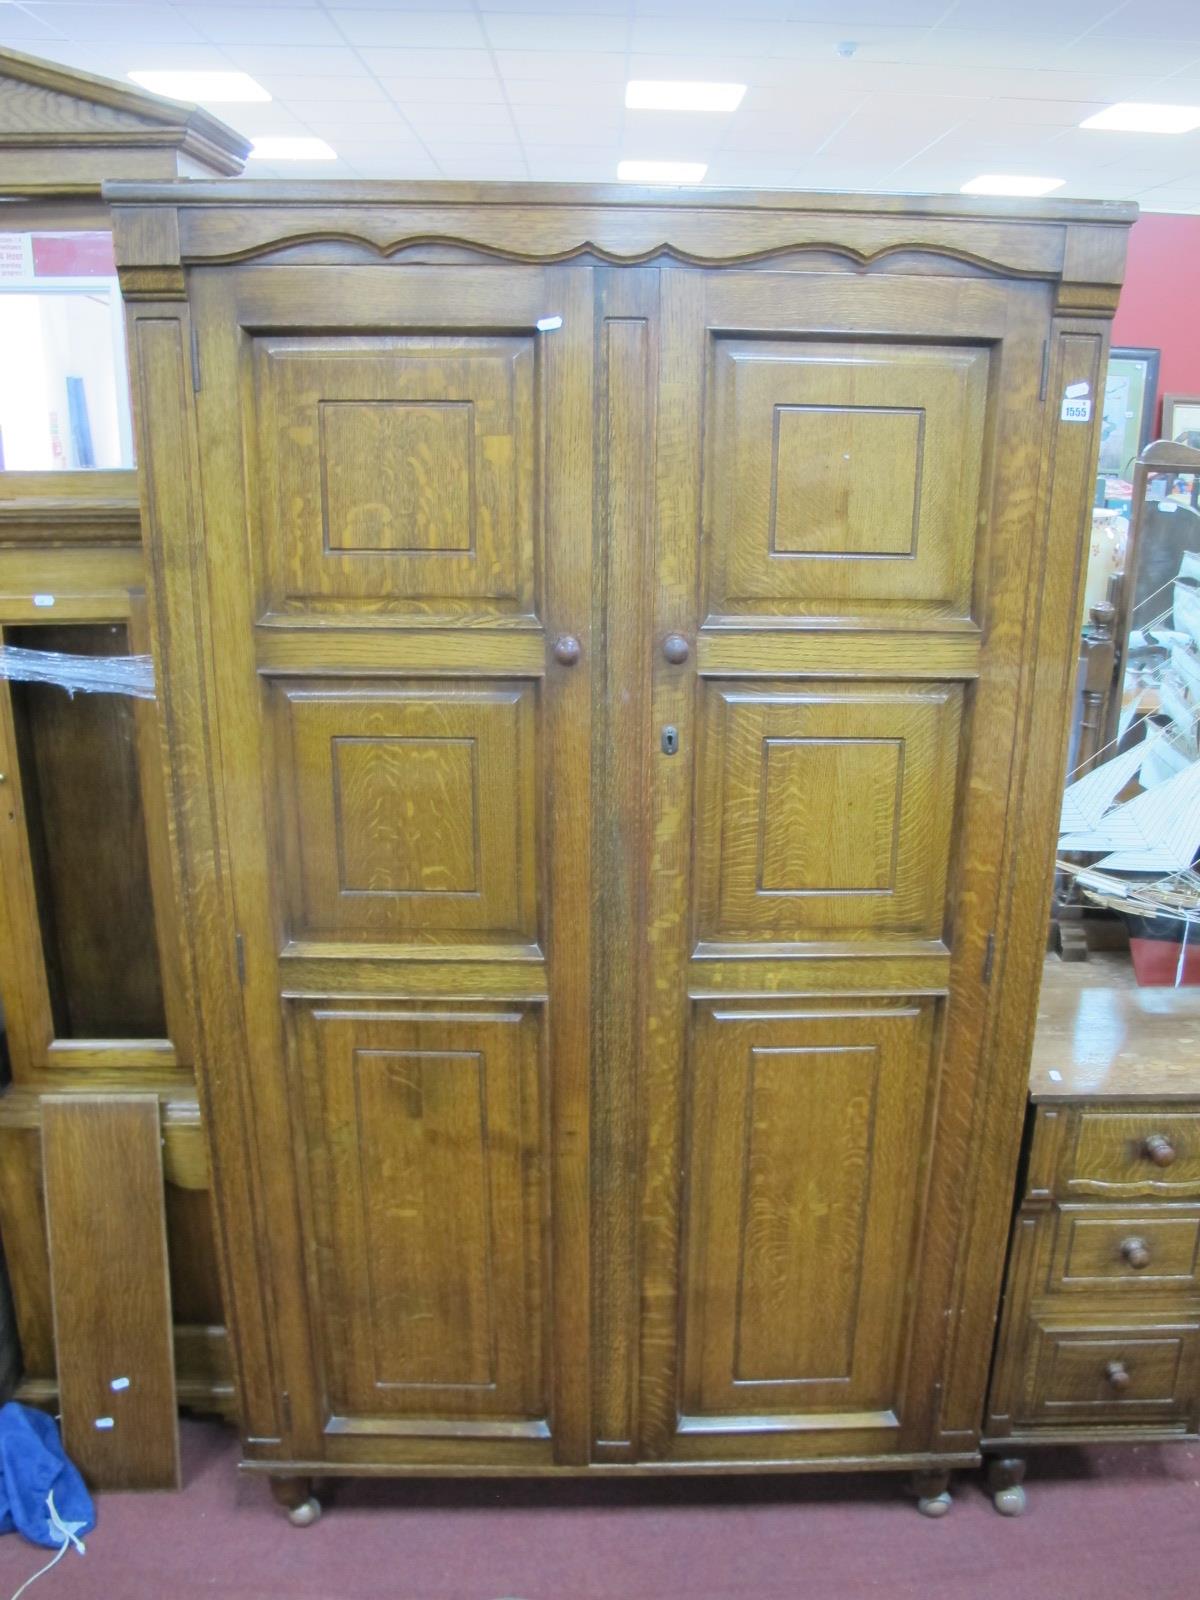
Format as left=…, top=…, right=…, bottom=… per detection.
left=127, top=70, right=270, bottom=103
left=617, top=160, right=708, bottom=183
left=1080, top=102, right=1200, bottom=133
left=625, top=80, right=746, bottom=113
left=249, top=137, right=337, bottom=162
left=961, top=174, right=1065, bottom=196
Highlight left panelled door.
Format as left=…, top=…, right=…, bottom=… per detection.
left=185, top=263, right=594, bottom=1469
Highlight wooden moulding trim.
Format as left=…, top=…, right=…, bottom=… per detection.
left=106, top=200, right=1133, bottom=318
left=0, top=46, right=249, bottom=174
left=100, top=179, right=1136, bottom=223
left=239, top=1449, right=983, bottom=1477
left=0, top=1078, right=198, bottom=1127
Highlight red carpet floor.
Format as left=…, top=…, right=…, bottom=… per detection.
left=0, top=1418, right=1196, bottom=1599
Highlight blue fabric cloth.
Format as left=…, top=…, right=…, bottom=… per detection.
left=0, top=1402, right=94, bottom=1549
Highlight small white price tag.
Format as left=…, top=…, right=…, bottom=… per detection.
left=1061, top=396, right=1091, bottom=423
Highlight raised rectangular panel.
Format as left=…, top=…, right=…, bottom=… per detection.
left=271, top=680, right=537, bottom=944
left=705, top=338, right=989, bottom=619
left=680, top=1003, right=933, bottom=1420
left=253, top=336, right=535, bottom=618
left=771, top=406, right=921, bottom=558
left=320, top=400, right=474, bottom=553
left=294, top=1008, right=546, bottom=1421
left=696, top=681, right=962, bottom=940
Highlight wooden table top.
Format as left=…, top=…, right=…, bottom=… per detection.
left=1030, top=952, right=1200, bottom=1102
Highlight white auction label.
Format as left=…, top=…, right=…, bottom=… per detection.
left=1061, top=396, right=1092, bottom=423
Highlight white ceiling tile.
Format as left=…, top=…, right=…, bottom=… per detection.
left=23, top=39, right=232, bottom=76
left=176, top=7, right=344, bottom=46
left=331, top=136, right=439, bottom=165
left=940, top=0, right=1110, bottom=33
left=715, top=106, right=858, bottom=153
left=481, top=13, right=630, bottom=51
left=769, top=22, right=940, bottom=61
left=871, top=29, right=1071, bottom=70
left=964, top=97, right=1110, bottom=129
left=358, top=48, right=498, bottom=78
left=634, top=0, right=793, bottom=15
left=323, top=0, right=472, bottom=9
left=217, top=102, right=310, bottom=138
left=328, top=10, right=487, bottom=48
left=703, top=162, right=807, bottom=187
left=0, top=5, right=65, bottom=41
left=493, top=48, right=627, bottom=81
left=378, top=76, right=509, bottom=105
left=502, top=76, right=625, bottom=107
left=220, top=44, right=365, bottom=75
left=402, top=103, right=517, bottom=136
left=514, top=108, right=624, bottom=142
left=629, top=17, right=784, bottom=54
left=251, top=73, right=393, bottom=103
left=783, top=0, right=947, bottom=23
left=626, top=53, right=803, bottom=86
left=434, top=156, right=528, bottom=178
left=19, top=3, right=204, bottom=42
left=479, top=0, right=628, bottom=12
left=1051, top=37, right=1200, bottom=76
left=1092, top=1, right=1200, bottom=39
left=8, top=0, right=1198, bottom=197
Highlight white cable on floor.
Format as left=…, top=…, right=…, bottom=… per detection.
left=6, top=1490, right=87, bottom=1600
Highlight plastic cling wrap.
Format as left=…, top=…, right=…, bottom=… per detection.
left=0, top=646, right=155, bottom=699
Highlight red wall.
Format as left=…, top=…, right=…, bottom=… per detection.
left=1111, top=213, right=1200, bottom=432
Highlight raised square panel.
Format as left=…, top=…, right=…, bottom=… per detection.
left=696, top=681, right=962, bottom=940
left=321, top=401, right=473, bottom=553
left=680, top=1003, right=933, bottom=1419
left=294, top=1007, right=547, bottom=1422
left=771, top=406, right=920, bottom=557
left=705, top=338, right=989, bottom=620
left=271, top=680, right=536, bottom=945
left=333, top=737, right=478, bottom=894
left=253, top=335, right=535, bottom=620
left=759, top=737, right=902, bottom=893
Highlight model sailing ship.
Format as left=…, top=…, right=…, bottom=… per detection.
left=1058, top=443, right=1200, bottom=979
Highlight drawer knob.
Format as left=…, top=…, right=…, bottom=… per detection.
left=662, top=633, right=690, bottom=664
left=552, top=635, right=581, bottom=666
left=1104, top=1359, right=1132, bottom=1392
left=1142, top=1134, right=1177, bottom=1167
left=1120, top=1236, right=1152, bottom=1269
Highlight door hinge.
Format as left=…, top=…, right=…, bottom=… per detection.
left=982, top=931, right=996, bottom=985
left=1038, top=339, right=1050, bottom=403
left=190, top=322, right=201, bottom=392
left=235, top=931, right=246, bottom=984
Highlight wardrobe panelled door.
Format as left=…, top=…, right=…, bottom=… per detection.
left=107, top=184, right=1132, bottom=1490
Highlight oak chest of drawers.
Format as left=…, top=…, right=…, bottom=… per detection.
left=984, top=953, right=1200, bottom=1512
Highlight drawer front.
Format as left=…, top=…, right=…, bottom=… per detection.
left=1064, top=1110, right=1200, bottom=1197
left=1050, top=1206, right=1200, bottom=1292
left=1018, top=1317, right=1200, bottom=1429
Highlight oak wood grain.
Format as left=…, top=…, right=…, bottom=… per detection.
left=41, top=1094, right=179, bottom=1489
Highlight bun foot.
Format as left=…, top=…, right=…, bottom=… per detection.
left=287, top=1496, right=322, bottom=1527
left=993, top=1485, right=1026, bottom=1517
left=270, top=1474, right=322, bottom=1527
left=987, top=1455, right=1027, bottom=1518
left=911, top=1469, right=952, bottom=1517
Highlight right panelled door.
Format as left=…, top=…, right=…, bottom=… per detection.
left=637, top=265, right=1057, bottom=1465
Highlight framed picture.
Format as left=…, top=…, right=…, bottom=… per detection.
left=1097, top=347, right=1160, bottom=480
left=1163, top=393, right=1200, bottom=449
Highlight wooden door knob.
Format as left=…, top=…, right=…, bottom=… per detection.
left=552, top=635, right=581, bottom=666
left=1120, top=1236, right=1151, bottom=1269
left=662, top=633, right=690, bottom=664
left=1142, top=1134, right=1177, bottom=1167
left=1104, top=1359, right=1131, bottom=1392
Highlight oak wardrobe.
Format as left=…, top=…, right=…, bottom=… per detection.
left=106, top=182, right=1132, bottom=1519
